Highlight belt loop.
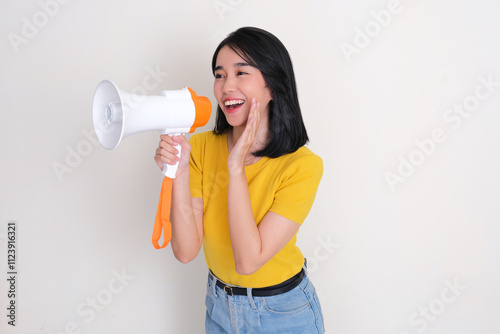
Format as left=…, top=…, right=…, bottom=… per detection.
left=303, top=258, right=308, bottom=276
left=246, top=288, right=257, bottom=309
left=211, top=273, right=218, bottom=298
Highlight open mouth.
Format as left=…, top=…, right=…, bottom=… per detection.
left=224, top=99, right=245, bottom=112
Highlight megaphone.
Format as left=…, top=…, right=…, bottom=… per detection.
left=92, top=79, right=212, bottom=249
left=92, top=79, right=211, bottom=178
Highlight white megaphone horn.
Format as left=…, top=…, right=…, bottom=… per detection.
left=92, top=79, right=212, bottom=178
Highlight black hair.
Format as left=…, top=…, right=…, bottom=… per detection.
left=211, top=26, right=309, bottom=158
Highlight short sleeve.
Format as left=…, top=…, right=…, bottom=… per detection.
left=189, top=134, right=204, bottom=199
left=269, top=152, right=323, bottom=225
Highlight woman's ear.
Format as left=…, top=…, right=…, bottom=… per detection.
left=267, top=86, right=273, bottom=100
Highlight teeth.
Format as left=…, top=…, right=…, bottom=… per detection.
left=224, top=100, right=244, bottom=106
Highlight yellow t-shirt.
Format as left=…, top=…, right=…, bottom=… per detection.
left=189, top=131, right=323, bottom=288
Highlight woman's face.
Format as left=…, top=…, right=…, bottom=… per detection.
left=213, top=45, right=272, bottom=128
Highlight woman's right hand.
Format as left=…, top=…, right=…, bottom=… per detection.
left=154, top=134, right=191, bottom=178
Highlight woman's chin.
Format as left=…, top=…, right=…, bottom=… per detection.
left=224, top=113, right=248, bottom=128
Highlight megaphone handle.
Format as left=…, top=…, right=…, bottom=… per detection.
left=161, top=133, right=181, bottom=179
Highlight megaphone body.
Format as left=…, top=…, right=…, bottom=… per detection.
left=92, top=79, right=211, bottom=178
left=92, top=79, right=212, bottom=249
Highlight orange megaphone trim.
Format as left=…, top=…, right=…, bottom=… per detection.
left=187, top=87, right=212, bottom=133
left=152, top=176, right=173, bottom=249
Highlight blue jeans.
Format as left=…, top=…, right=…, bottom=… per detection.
left=205, top=265, right=325, bottom=333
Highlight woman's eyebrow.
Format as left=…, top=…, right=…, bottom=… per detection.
left=234, top=62, right=251, bottom=67
left=214, top=62, right=252, bottom=72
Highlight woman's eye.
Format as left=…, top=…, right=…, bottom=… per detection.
left=215, top=73, right=224, bottom=79
left=237, top=71, right=247, bottom=76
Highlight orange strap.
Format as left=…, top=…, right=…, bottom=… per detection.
left=152, top=177, right=173, bottom=249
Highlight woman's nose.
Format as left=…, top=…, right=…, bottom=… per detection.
left=222, top=75, right=236, bottom=94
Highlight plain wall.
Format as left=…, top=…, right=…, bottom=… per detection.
left=1, top=0, right=499, bottom=333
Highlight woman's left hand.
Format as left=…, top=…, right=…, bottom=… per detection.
left=227, top=98, right=261, bottom=175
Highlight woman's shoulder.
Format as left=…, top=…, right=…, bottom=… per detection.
left=282, top=146, right=323, bottom=166
left=267, top=146, right=323, bottom=178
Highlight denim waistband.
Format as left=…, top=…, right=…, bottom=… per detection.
left=208, top=261, right=307, bottom=297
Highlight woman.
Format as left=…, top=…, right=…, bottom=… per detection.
left=155, top=26, right=325, bottom=333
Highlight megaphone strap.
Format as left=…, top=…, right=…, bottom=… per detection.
left=152, top=177, right=173, bottom=249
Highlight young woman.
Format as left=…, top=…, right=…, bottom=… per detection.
left=154, top=27, right=325, bottom=333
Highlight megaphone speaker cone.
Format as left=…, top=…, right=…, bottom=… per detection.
left=92, top=80, right=125, bottom=150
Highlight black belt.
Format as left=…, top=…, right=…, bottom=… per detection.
left=209, top=268, right=305, bottom=297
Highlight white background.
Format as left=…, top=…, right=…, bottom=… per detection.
left=1, top=0, right=499, bottom=333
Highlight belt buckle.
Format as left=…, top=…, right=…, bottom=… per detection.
left=224, top=285, right=233, bottom=296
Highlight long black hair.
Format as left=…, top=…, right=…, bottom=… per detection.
left=211, top=27, right=309, bottom=158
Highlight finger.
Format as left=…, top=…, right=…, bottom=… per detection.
left=253, top=102, right=261, bottom=132
left=156, top=135, right=182, bottom=171
left=159, top=139, right=180, bottom=154
left=248, top=100, right=260, bottom=137
left=239, top=102, right=257, bottom=144
left=232, top=99, right=260, bottom=153
left=250, top=98, right=257, bottom=119
left=156, top=144, right=180, bottom=164
left=171, top=134, right=185, bottom=143
left=160, top=134, right=179, bottom=147
left=158, top=155, right=179, bottom=168
left=155, top=156, right=164, bottom=170
left=154, top=150, right=170, bottom=170
left=156, top=145, right=176, bottom=157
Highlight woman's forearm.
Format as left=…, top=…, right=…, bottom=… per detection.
left=170, top=173, right=203, bottom=263
left=227, top=168, right=263, bottom=275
